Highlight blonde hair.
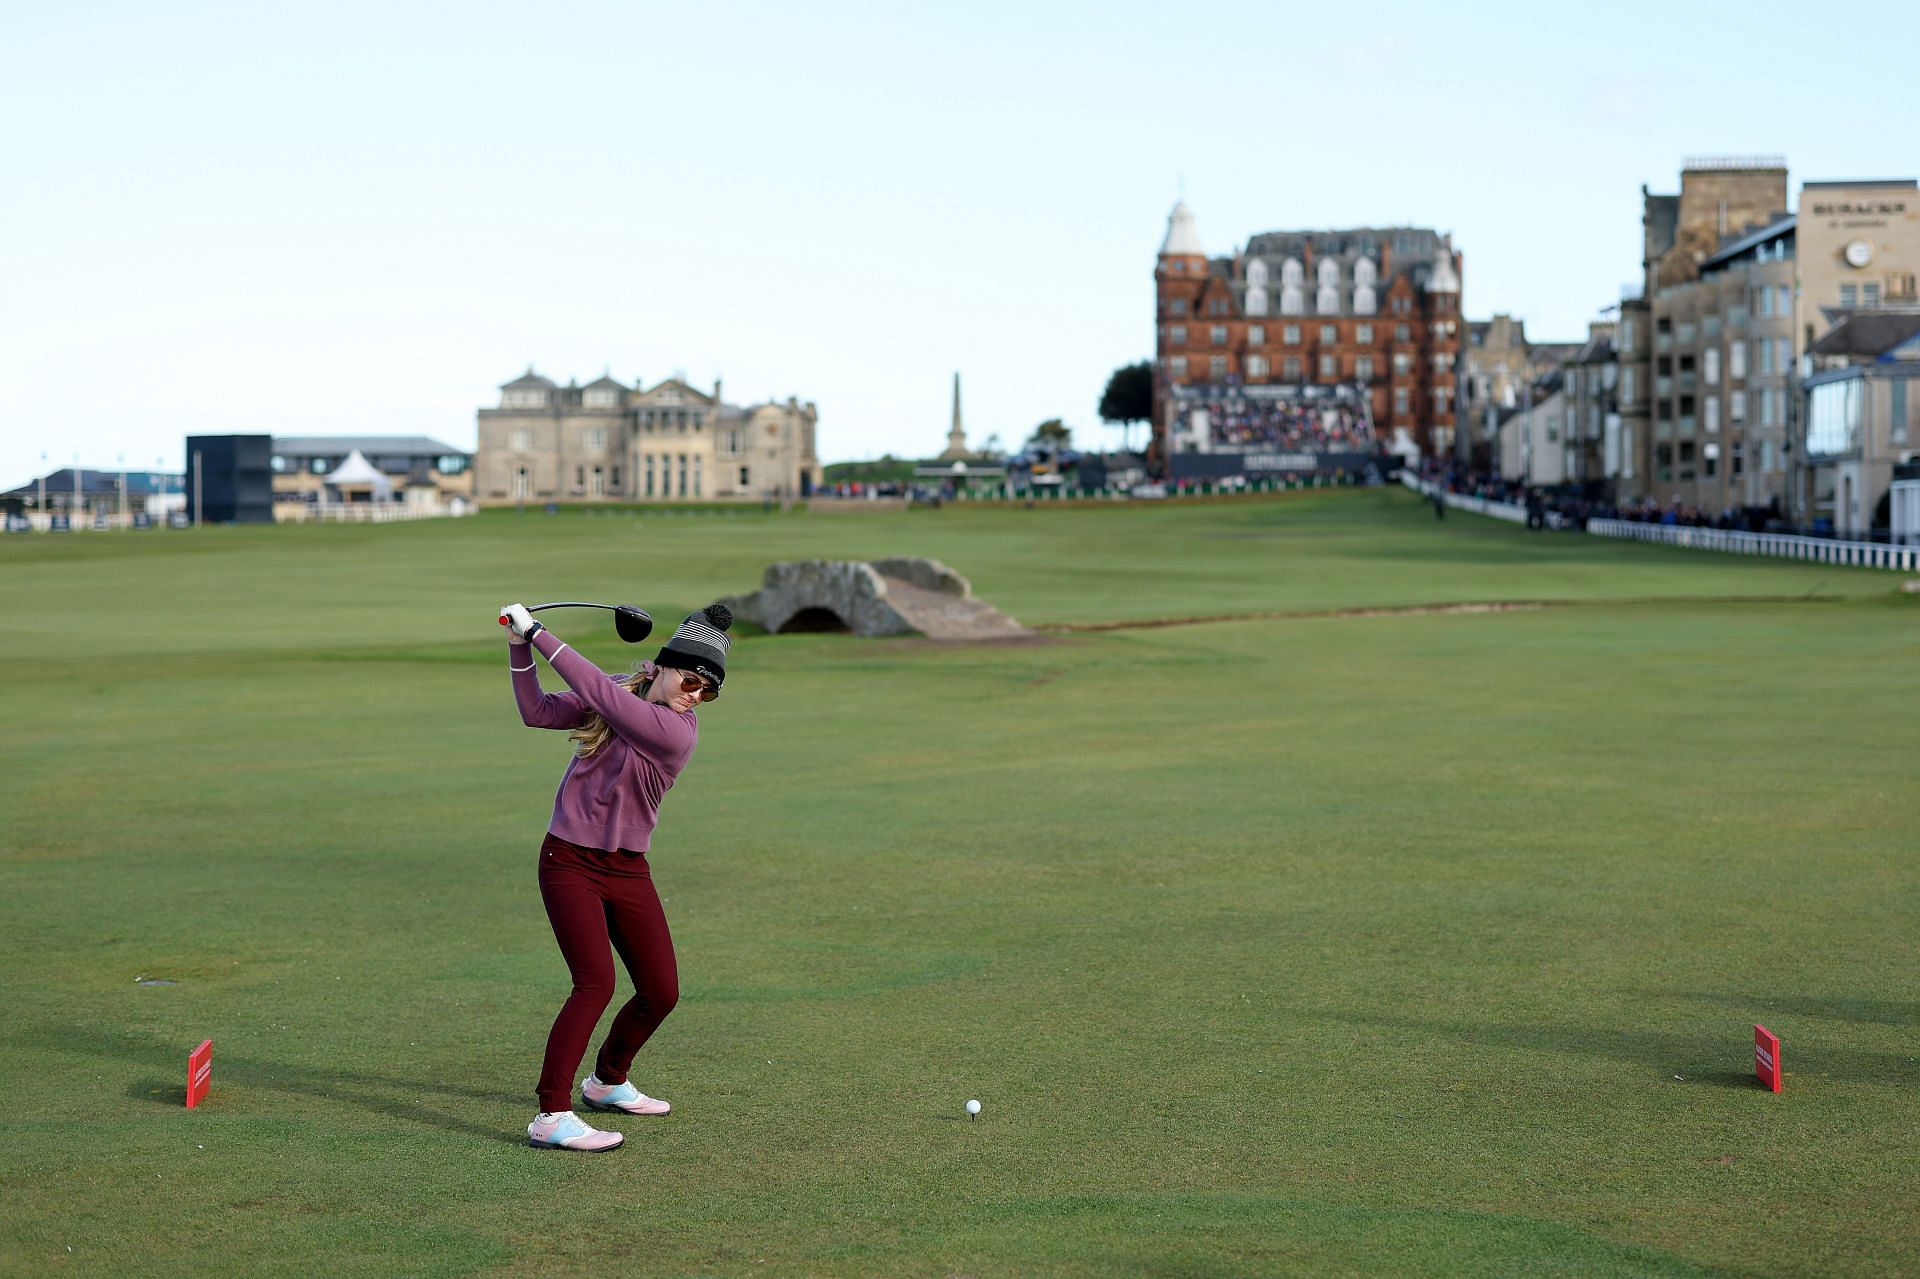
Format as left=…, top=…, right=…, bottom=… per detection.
left=569, top=667, right=652, bottom=757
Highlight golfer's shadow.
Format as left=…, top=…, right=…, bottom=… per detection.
left=37, top=1023, right=525, bottom=1146
left=1303, top=1008, right=1917, bottom=1086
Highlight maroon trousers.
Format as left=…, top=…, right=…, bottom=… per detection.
left=535, top=832, right=679, bottom=1113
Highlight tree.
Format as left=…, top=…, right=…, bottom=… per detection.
left=1098, top=361, right=1153, bottom=453
left=1025, top=419, right=1072, bottom=451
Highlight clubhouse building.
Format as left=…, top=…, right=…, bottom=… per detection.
left=476, top=372, right=820, bottom=503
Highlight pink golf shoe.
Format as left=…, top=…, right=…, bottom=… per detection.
left=526, top=1110, right=624, bottom=1152
left=581, top=1074, right=672, bottom=1116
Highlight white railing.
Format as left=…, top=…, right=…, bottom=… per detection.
left=1586, top=519, right=1920, bottom=572
left=1399, top=471, right=1527, bottom=523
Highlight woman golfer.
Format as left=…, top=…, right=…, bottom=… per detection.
left=499, top=601, right=732, bottom=1152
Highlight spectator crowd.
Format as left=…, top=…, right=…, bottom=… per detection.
left=1418, top=460, right=1791, bottom=532
left=1179, top=395, right=1376, bottom=452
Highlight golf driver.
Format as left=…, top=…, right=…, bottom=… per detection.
left=500, top=601, right=654, bottom=643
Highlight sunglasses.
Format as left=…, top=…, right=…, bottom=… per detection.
left=669, top=670, right=717, bottom=699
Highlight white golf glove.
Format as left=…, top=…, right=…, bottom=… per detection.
left=500, top=603, right=538, bottom=644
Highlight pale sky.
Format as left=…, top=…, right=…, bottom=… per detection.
left=4, top=0, right=1916, bottom=489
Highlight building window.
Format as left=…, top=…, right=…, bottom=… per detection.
left=1356, top=355, right=1374, bottom=381
left=1839, top=284, right=1857, bottom=308
left=1730, top=390, right=1747, bottom=423
left=1393, top=386, right=1409, bottom=416
left=1209, top=356, right=1228, bottom=379
left=586, top=428, right=606, bottom=452
left=1210, top=326, right=1227, bottom=345
left=1355, top=323, right=1372, bottom=344
left=270, top=455, right=287, bottom=473
left=1169, top=298, right=1189, bottom=316
left=644, top=455, right=655, bottom=497
left=1392, top=352, right=1410, bottom=375
left=1619, top=318, right=1634, bottom=352
left=510, top=429, right=531, bottom=452
left=1704, top=395, right=1719, bottom=433
left=1208, top=298, right=1228, bottom=316
left=309, top=457, right=329, bottom=474
left=589, top=466, right=605, bottom=498
left=1319, top=354, right=1337, bottom=378
left=1863, top=283, right=1881, bottom=307
left=1894, top=378, right=1909, bottom=443
left=677, top=455, right=688, bottom=497
left=1703, top=441, right=1719, bottom=478
left=1283, top=356, right=1302, bottom=380
left=739, top=466, right=750, bottom=487
left=1246, top=355, right=1268, bottom=379
left=1704, top=348, right=1719, bottom=385
left=1678, top=440, right=1696, bottom=480
left=1170, top=326, right=1187, bottom=344
left=1245, top=287, right=1268, bottom=316
left=1283, top=325, right=1301, bottom=345
left=1247, top=325, right=1265, bottom=345
left=611, top=465, right=621, bottom=489
left=1622, top=367, right=1636, bottom=402
left=1759, top=340, right=1774, bottom=376
left=1730, top=342, right=1746, bottom=379
left=1760, top=389, right=1777, bottom=426
left=513, top=466, right=531, bottom=498
left=1395, top=324, right=1410, bottom=342
left=1171, top=357, right=1188, bottom=378
left=1319, top=324, right=1336, bottom=344
left=693, top=455, right=702, bottom=497
left=1775, top=338, right=1791, bottom=373
left=575, top=465, right=585, bottom=488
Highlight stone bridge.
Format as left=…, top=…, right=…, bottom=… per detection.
left=721, top=557, right=1030, bottom=640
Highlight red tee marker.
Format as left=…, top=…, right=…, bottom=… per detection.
left=1754, top=1024, right=1781, bottom=1093
left=186, top=1039, right=213, bottom=1109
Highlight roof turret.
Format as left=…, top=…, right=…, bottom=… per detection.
left=1160, top=201, right=1204, bottom=257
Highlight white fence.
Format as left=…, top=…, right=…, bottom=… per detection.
left=1586, top=519, right=1920, bottom=572
left=1398, top=471, right=1527, bottom=523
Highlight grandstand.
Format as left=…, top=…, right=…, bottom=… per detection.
left=1167, top=383, right=1379, bottom=477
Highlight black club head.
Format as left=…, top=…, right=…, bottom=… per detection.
left=612, top=606, right=654, bottom=644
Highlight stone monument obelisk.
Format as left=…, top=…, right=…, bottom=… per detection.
left=938, top=372, right=970, bottom=462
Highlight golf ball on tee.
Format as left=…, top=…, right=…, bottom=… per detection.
left=965, top=1099, right=981, bottom=1116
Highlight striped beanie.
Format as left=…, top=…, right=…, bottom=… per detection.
left=654, top=603, right=733, bottom=697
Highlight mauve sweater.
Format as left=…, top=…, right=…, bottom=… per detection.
left=509, top=630, right=698, bottom=853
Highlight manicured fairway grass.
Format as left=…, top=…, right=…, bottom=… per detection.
left=3, top=489, right=1916, bottom=1277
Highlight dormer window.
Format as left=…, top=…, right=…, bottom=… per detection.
left=1316, top=259, right=1341, bottom=314
left=584, top=389, right=620, bottom=408
left=1352, top=258, right=1378, bottom=315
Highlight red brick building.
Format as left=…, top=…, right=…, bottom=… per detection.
left=1153, top=201, right=1463, bottom=467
